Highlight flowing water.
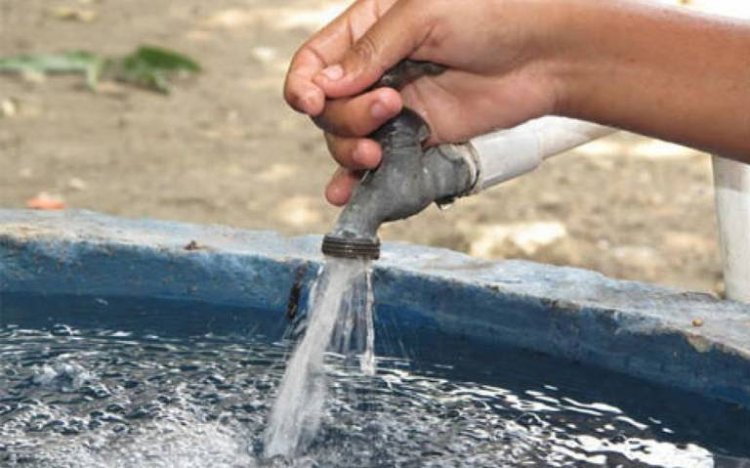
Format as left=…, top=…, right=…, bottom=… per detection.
left=264, top=258, right=374, bottom=457
left=0, top=293, right=749, bottom=467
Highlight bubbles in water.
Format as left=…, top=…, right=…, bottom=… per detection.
left=0, top=298, right=747, bottom=467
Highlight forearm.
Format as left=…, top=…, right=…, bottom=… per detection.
left=544, top=0, right=750, bottom=160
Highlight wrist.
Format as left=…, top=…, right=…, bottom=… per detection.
left=524, top=0, right=604, bottom=119
left=500, top=0, right=592, bottom=118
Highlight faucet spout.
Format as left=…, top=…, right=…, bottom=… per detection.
left=321, top=62, right=476, bottom=260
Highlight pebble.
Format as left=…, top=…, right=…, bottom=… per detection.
left=1, top=99, right=17, bottom=118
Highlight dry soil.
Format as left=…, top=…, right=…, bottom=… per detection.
left=0, top=0, right=723, bottom=294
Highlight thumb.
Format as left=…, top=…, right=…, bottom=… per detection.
left=314, top=2, right=427, bottom=98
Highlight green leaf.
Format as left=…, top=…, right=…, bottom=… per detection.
left=0, top=50, right=100, bottom=73
left=125, top=46, right=201, bottom=72
left=0, top=51, right=104, bottom=90
left=109, top=46, right=201, bottom=93
left=0, top=46, right=201, bottom=94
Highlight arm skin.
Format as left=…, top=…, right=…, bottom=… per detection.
left=283, top=0, right=750, bottom=205
left=551, top=0, right=750, bottom=161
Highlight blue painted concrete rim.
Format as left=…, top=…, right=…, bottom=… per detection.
left=1, top=209, right=750, bottom=408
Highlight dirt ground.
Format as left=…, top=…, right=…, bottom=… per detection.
left=0, top=0, right=723, bottom=294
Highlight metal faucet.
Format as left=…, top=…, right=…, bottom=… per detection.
left=321, top=61, right=477, bottom=260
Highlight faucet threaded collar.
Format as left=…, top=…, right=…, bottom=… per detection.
left=321, top=235, right=380, bottom=260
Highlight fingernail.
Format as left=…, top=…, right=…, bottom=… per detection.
left=320, top=64, right=343, bottom=81
left=370, top=101, right=389, bottom=120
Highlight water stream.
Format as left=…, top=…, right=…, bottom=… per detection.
left=263, top=258, right=374, bottom=458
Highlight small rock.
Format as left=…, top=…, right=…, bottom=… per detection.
left=1, top=98, right=17, bottom=118
left=276, top=196, right=322, bottom=227
left=49, top=7, right=97, bottom=22
left=68, top=177, right=87, bottom=191
left=538, top=192, right=563, bottom=211
left=250, top=46, right=277, bottom=64
left=692, top=318, right=704, bottom=327
left=21, top=70, right=46, bottom=84
left=257, top=163, right=296, bottom=183
left=466, top=221, right=569, bottom=257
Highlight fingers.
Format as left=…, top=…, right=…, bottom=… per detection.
left=284, top=0, right=428, bottom=207
left=313, top=0, right=431, bottom=98
left=325, top=133, right=382, bottom=170
left=314, top=86, right=402, bottom=136
left=316, top=86, right=398, bottom=207
left=284, top=0, right=398, bottom=116
left=282, top=5, right=364, bottom=115
left=325, top=168, right=361, bottom=206
left=318, top=85, right=400, bottom=208
left=284, top=48, right=327, bottom=115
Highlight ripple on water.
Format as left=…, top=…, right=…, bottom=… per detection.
left=0, top=322, right=748, bottom=467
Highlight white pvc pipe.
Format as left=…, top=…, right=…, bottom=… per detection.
left=685, top=0, right=750, bottom=302
left=464, top=117, right=614, bottom=191
left=712, top=156, right=750, bottom=302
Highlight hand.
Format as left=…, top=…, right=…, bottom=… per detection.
left=283, top=0, right=563, bottom=205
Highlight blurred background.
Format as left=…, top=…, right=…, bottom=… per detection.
left=0, top=0, right=721, bottom=294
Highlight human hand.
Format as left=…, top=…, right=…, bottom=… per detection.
left=284, top=0, right=564, bottom=205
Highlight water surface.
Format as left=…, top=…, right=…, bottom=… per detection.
left=0, top=293, right=748, bottom=467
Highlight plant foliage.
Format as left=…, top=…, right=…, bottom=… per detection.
left=0, top=45, right=200, bottom=93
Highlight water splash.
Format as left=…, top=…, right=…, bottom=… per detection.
left=264, top=258, right=374, bottom=458
left=0, top=301, right=745, bottom=467
left=360, top=269, right=375, bottom=375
